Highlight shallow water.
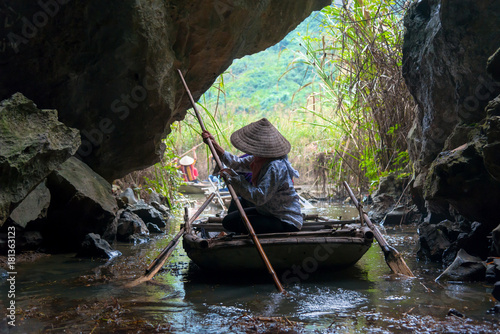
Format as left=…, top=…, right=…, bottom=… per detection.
left=1, top=196, right=499, bottom=333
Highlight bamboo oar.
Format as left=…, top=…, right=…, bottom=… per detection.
left=177, top=69, right=285, bottom=293
left=343, top=181, right=414, bottom=277
left=125, top=193, right=216, bottom=288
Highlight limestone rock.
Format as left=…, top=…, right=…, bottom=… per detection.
left=119, top=188, right=138, bottom=205
left=402, top=0, right=500, bottom=214
left=492, top=282, right=500, bottom=302
left=0, top=93, right=80, bottom=226
left=45, top=157, right=117, bottom=251
left=146, top=222, right=163, bottom=234
left=129, top=202, right=166, bottom=228
left=403, top=0, right=500, bottom=172
left=424, top=134, right=500, bottom=228
left=116, top=210, right=149, bottom=242
left=435, top=249, right=486, bottom=282
left=491, top=223, right=500, bottom=256
left=76, top=233, right=121, bottom=259
left=8, top=181, right=50, bottom=229
left=417, top=222, right=451, bottom=261
left=0, top=0, right=330, bottom=181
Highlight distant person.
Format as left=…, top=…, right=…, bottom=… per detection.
left=178, top=152, right=199, bottom=183
left=202, top=118, right=302, bottom=234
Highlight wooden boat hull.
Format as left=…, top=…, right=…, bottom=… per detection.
left=183, top=225, right=373, bottom=272
left=178, top=182, right=214, bottom=194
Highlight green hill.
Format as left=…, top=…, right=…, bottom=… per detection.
left=201, top=12, right=324, bottom=114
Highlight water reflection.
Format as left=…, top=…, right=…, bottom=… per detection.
left=1, top=196, right=499, bottom=333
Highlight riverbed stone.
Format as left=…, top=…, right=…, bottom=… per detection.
left=129, top=202, right=166, bottom=228
left=435, top=249, right=486, bottom=282
left=492, top=281, right=500, bottom=301
left=45, top=157, right=118, bottom=251
left=0, top=93, right=80, bottom=226
left=146, top=222, right=163, bottom=234
left=76, top=233, right=121, bottom=259
left=417, top=222, right=451, bottom=261
left=383, top=205, right=413, bottom=225
left=18, top=231, right=44, bottom=251
left=116, top=210, right=149, bottom=242
left=485, top=258, right=500, bottom=283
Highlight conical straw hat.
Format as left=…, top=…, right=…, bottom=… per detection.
left=179, top=155, right=195, bottom=166
left=230, top=118, right=291, bottom=158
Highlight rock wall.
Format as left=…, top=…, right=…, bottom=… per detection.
left=0, top=0, right=329, bottom=181
left=402, top=0, right=500, bottom=219
left=0, top=93, right=80, bottom=225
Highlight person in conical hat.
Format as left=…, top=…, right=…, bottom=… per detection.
left=177, top=152, right=199, bottom=183
left=202, top=118, right=302, bottom=233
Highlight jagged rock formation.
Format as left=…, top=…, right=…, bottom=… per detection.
left=403, top=0, right=500, bottom=268
left=44, top=157, right=118, bottom=251
left=0, top=93, right=80, bottom=226
left=0, top=0, right=329, bottom=181
left=402, top=0, right=500, bottom=221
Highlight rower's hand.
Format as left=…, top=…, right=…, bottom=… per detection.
left=202, top=130, right=225, bottom=156
left=219, top=168, right=238, bottom=184
left=202, top=130, right=215, bottom=145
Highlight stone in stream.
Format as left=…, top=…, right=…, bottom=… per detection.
left=146, top=223, right=163, bottom=234
left=435, top=249, right=486, bottom=282
left=492, top=282, right=500, bottom=303
left=417, top=222, right=451, bottom=262
left=129, top=202, right=166, bottom=228
left=116, top=210, right=149, bottom=242
left=485, top=258, right=500, bottom=283
left=76, top=233, right=121, bottom=259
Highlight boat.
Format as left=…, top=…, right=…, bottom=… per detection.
left=182, top=215, right=374, bottom=273
left=178, top=181, right=215, bottom=194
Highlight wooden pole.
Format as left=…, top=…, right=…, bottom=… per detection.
left=343, top=181, right=414, bottom=277
left=177, top=69, right=285, bottom=293
left=125, top=193, right=216, bottom=287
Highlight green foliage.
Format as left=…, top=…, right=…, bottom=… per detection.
left=144, top=134, right=184, bottom=210
left=201, top=15, right=323, bottom=113
left=288, top=0, right=415, bottom=191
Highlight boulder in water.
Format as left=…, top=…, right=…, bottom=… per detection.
left=435, top=249, right=486, bottom=282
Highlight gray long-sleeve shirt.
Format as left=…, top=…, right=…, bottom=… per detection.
left=220, top=152, right=303, bottom=230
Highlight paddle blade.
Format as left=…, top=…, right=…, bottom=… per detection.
left=384, top=246, right=414, bottom=277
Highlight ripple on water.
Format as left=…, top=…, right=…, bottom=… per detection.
left=291, top=286, right=368, bottom=319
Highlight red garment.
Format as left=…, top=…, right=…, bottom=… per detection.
left=250, top=156, right=271, bottom=186
left=179, top=164, right=198, bottom=182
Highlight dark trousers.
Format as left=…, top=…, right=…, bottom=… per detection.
left=223, top=198, right=298, bottom=234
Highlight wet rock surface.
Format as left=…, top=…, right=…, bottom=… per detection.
left=129, top=202, right=167, bottom=228
left=436, top=249, right=486, bottom=282
left=115, top=209, right=149, bottom=242
left=44, top=157, right=118, bottom=251
left=0, top=93, right=80, bottom=226
left=76, top=233, right=121, bottom=259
